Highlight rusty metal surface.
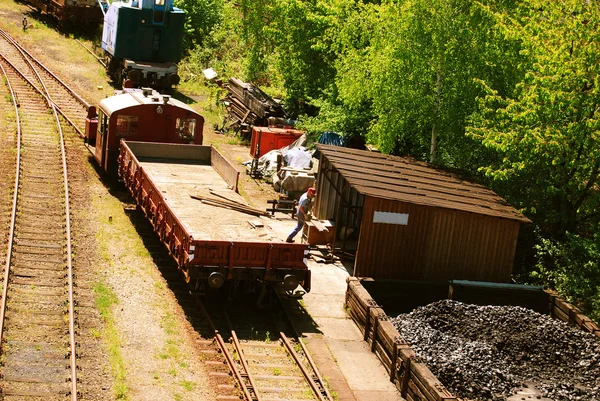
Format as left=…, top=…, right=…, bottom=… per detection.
left=318, top=145, right=529, bottom=223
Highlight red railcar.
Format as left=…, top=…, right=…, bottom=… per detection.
left=85, top=89, right=310, bottom=292
left=118, top=141, right=311, bottom=292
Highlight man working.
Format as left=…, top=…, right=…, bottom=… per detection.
left=286, top=187, right=316, bottom=243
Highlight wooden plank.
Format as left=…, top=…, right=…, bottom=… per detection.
left=378, top=319, right=400, bottom=351
left=374, top=341, right=393, bottom=372
left=411, top=362, right=457, bottom=401
left=407, top=379, right=431, bottom=401
left=248, top=219, right=264, bottom=228
left=544, top=289, right=600, bottom=337
left=347, top=297, right=367, bottom=324
left=553, top=305, right=570, bottom=324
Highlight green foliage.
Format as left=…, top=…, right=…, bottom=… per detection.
left=468, top=0, right=600, bottom=237
left=326, top=0, right=526, bottom=168
left=174, top=0, right=224, bottom=53
left=532, top=231, right=600, bottom=324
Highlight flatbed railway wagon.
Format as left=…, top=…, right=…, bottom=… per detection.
left=118, top=141, right=311, bottom=292
left=25, top=0, right=103, bottom=26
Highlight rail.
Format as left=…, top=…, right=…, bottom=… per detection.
left=194, top=293, right=333, bottom=401
left=0, top=27, right=78, bottom=400
left=0, top=28, right=91, bottom=137
left=0, top=57, right=21, bottom=376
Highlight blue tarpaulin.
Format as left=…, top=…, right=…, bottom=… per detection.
left=318, top=131, right=344, bottom=147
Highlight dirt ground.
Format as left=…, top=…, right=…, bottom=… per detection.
left=0, top=2, right=284, bottom=400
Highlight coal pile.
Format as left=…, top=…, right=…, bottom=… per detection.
left=391, top=300, right=600, bottom=401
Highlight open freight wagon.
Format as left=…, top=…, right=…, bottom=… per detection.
left=345, top=278, right=600, bottom=401
left=118, top=141, right=311, bottom=292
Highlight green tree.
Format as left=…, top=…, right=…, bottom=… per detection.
left=329, top=0, right=523, bottom=169
left=174, top=0, right=224, bottom=53
left=260, top=0, right=349, bottom=115
left=532, top=231, right=600, bottom=324
left=468, top=0, right=600, bottom=237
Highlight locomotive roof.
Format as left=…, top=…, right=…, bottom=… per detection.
left=99, top=90, right=199, bottom=116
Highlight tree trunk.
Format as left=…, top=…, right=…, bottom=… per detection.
left=430, top=70, right=442, bottom=163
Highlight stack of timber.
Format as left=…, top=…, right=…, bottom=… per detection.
left=221, top=78, right=286, bottom=135
left=345, top=278, right=457, bottom=401
left=190, top=193, right=270, bottom=218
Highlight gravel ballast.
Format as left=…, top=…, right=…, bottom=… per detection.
left=391, top=300, right=600, bottom=401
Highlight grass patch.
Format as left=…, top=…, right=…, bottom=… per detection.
left=179, top=380, right=196, bottom=391
left=176, top=79, right=227, bottom=132
left=93, top=193, right=152, bottom=267
left=94, top=281, right=128, bottom=400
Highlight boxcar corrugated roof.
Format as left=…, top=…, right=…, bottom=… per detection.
left=318, top=145, right=530, bottom=223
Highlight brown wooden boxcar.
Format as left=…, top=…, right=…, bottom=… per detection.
left=118, top=141, right=311, bottom=292
left=314, top=145, right=530, bottom=283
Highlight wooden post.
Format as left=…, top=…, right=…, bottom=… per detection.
left=568, top=308, right=575, bottom=326
left=364, top=305, right=372, bottom=342
left=400, top=357, right=411, bottom=398
left=371, top=314, right=379, bottom=353
left=390, top=343, right=398, bottom=382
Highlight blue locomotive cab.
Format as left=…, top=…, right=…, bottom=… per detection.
left=102, top=0, right=185, bottom=90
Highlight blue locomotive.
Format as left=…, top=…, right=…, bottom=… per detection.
left=101, top=0, right=185, bottom=90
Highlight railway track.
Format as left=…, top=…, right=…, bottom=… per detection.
left=0, top=29, right=90, bottom=136
left=198, top=293, right=333, bottom=401
left=0, top=28, right=79, bottom=400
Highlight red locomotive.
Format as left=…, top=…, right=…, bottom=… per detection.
left=86, top=88, right=204, bottom=175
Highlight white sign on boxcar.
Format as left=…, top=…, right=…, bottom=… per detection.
left=373, top=211, right=409, bottom=225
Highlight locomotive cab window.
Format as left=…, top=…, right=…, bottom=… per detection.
left=176, top=118, right=196, bottom=143
left=116, top=115, right=139, bottom=138
left=99, top=110, right=107, bottom=136
left=153, top=0, right=165, bottom=23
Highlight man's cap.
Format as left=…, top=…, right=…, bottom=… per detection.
left=308, top=187, right=316, bottom=196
